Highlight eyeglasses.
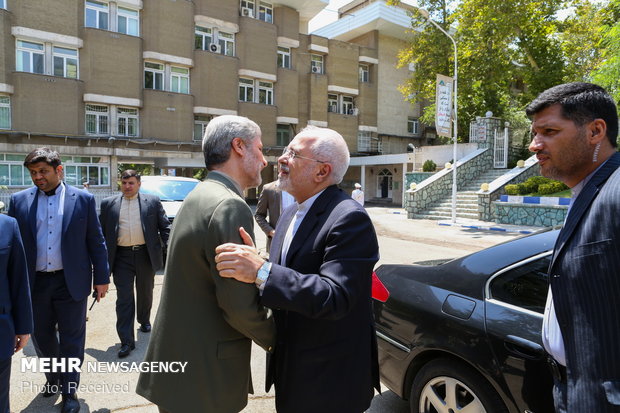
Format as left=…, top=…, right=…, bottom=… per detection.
left=281, top=147, right=326, bottom=163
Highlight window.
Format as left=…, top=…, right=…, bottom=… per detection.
left=195, top=26, right=234, bottom=56
left=240, top=0, right=255, bottom=17
left=257, top=81, right=273, bottom=105
left=85, top=104, right=109, bottom=135
left=62, top=156, right=110, bottom=187
left=195, top=26, right=213, bottom=50
left=144, top=62, right=164, bottom=90
left=117, top=107, right=138, bottom=137
left=277, top=46, right=291, bottom=69
left=358, top=131, right=378, bottom=152
left=239, top=78, right=254, bottom=102
left=359, top=64, right=369, bottom=82
left=328, top=94, right=338, bottom=113
left=0, top=154, right=110, bottom=187
left=408, top=118, right=420, bottom=135
left=276, top=124, right=291, bottom=147
left=16, top=40, right=44, bottom=74
left=85, top=0, right=109, bottom=29
left=85, top=1, right=139, bottom=36
left=194, top=116, right=211, bottom=141
left=0, top=0, right=6, bottom=9
left=53, top=46, right=79, bottom=78
left=218, top=31, right=235, bottom=56
left=489, top=255, right=551, bottom=314
left=342, top=96, right=354, bottom=114
left=258, top=1, right=273, bottom=22
left=311, top=54, right=323, bottom=74
left=117, top=6, right=139, bottom=36
left=0, top=96, right=9, bottom=130
left=171, top=66, right=189, bottom=94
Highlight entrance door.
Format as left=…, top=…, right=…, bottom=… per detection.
left=494, top=128, right=509, bottom=168
left=376, top=169, right=393, bottom=198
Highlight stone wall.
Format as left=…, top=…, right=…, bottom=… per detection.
left=405, top=172, right=435, bottom=189
left=404, top=147, right=492, bottom=217
left=494, top=202, right=567, bottom=227
left=477, top=155, right=540, bottom=221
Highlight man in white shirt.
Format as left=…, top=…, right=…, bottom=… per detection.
left=351, top=182, right=364, bottom=206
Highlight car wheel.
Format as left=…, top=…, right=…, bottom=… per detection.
left=410, top=358, right=508, bottom=413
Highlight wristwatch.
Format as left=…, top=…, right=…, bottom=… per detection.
left=255, top=261, right=272, bottom=288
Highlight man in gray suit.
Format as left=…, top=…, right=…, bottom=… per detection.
left=136, top=115, right=275, bottom=413
left=527, top=82, right=620, bottom=412
left=99, top=170, right=170, bottom=358
left=255, top=179, right=294, bottom=252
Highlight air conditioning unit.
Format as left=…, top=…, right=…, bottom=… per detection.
left=209, top=43, right=221, bottom=53
left=311, top=66, right=320, bottom=74
left=241, top=7, right=254, bottom=17
left=350, top=108, right=359, bottom=116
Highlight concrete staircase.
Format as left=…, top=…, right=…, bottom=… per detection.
left=412, top=168, right=510, bottom=220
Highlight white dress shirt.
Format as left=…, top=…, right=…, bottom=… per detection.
left=542, top=161, right=607, bottom=365
left=35, top=182, right=65, bottom=272
left=279, top=190, right=325, bottom=266
left=117, top=194, right=146, bottom=246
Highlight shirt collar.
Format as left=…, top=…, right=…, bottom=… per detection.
left=123, top=193, right=139, bottom=200
left=296, top=188, right=325, bottom=213
left=571, top=158, right=610, bottom=201
left=39, top=181, right=65, bottom=197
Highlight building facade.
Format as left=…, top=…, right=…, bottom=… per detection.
left=0, top=0, right=430, bottom=204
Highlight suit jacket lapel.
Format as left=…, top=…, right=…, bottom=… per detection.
left=139, top=194, right=148, bottom=234
left=27, top=188, right=38, bottom=241
left=62, top=184, right=76, bottom=235
left=552, top=152, right=620, bottom=265
left=111, top=195, right=122, bottom=235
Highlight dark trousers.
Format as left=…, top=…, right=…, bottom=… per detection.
left=0, top=357, right=10, bottom=413
left=32, top=272, right=87, bottom=395
left=113, top=248, right=154, bottom=346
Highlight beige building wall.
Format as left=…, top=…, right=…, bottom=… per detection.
left=276, top=68, right=299, bottom=119
left=142, top=0, right=193, bottom=59
left=141, top=90, right=193, bottom=142
left=12, top=72, right=82, bottom=134
left=12, top=0, right=80, bottom=37
left=80, top=29, right=142, bottom=99
left=238, top=18, right=277, bottom=75
left=274, top=6, right=300, bottom=41
left=376, top=34, right=417, bottom=136
left=195, top=0, right=239, bottom=23
left=192, top=52, right=239, bottom=111
left=326, top=40, right=358, bottom=91
left=0, top=9, right=12, bottom=84
left=238, top=102, right=277, bottom=146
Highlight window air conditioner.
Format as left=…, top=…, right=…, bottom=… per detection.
left=209, top=43, right=221, bottom=53
left=241, top=7, right=254, bottom=17
left=311, top=66, right=320, bottom=74
left=350, top=108, right=359, bottom=116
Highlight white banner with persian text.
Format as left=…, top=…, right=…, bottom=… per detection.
left=435, top=74, right=453, bottom=138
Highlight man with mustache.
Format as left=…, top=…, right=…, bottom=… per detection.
left=527, top=82, right=620, bottom=412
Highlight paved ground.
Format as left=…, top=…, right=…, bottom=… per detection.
left=9, top=205, right=536, bottom=412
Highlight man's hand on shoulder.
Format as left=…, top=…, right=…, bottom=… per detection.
left=215, top=227, right=264, bottom=284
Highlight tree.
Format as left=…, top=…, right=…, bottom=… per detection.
left=390, top=0, right=606, bottom=141
left=592, top=0, right=620, bottom=103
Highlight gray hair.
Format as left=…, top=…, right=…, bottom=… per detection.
left=297, top=126, right=350, bottom=184
left=202, top=115, right=261, bottom=169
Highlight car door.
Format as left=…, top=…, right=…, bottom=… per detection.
left=484, top=252, right=555, bottom=413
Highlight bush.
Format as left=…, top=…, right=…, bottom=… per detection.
left=422, top=159, right=437, bottom=172
left=505, top=184, right=519, bottom=195
left=537, top=183, right=557, bottom=195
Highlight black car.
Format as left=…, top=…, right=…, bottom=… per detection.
left=372, top=229, right=560, bottom=413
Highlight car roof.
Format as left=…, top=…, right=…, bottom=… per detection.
left=140, top=175, right=199, bottom=182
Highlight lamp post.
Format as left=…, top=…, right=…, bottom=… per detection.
left=418, top=8, right=458, bottom=223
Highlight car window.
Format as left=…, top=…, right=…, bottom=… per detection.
left=489, top=255, right=550, bottom=314
left=140, top=180, right=198, bottom=201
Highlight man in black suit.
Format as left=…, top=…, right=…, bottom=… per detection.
left=254, top=179, right=294, bottom=252
left=99, top=170, right=170, bottom=358
left=0, top=214, right=32, bottom=413
left=9, top=147, right=109, bottom=413
left=527, top=82, right=620, bottom=412
left=215, top=126, right=380, bottom=413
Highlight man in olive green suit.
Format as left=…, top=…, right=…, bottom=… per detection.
left=136, top=115, right=275, bottom=413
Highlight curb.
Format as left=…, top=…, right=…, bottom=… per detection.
left=438, top=221, right=535, bottom=234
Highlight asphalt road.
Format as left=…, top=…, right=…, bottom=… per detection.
left=9, top=206, right=526, bottom=413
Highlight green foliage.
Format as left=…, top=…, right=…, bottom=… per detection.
left=390, top=0, right=609, bottom=141
left=193, top=168, right=206, bottom=180
left=422, top=159, right=437, bottom=172
left=505, top=184, right=520, bottom=195
left=506, top=176, right=568, bottom=195
left=592, top=0, right=620, bottom=104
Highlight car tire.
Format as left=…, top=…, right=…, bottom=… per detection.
left=410, top=358, right=508, bottom=413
